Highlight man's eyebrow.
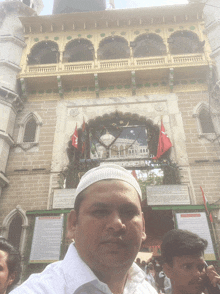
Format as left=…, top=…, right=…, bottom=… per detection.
left=90, top=202, right=113, bottom=208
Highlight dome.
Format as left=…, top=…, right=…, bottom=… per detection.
left=53, top=0, right=106, bottom=14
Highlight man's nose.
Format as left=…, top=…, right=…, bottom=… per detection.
left=106, top=211, right=126, bottom=233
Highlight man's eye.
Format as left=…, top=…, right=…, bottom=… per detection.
left=183, top=264, right=192, bottom=270
left=198, top=265, right=205, bottom=272
left=121, top=209, right=138, bottom=217
left=92, top=210, right=109, bottom=217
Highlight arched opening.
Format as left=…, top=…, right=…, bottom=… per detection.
left=23, top=117, right=37, bottom=143
left=133, top=34, right=166, bottom=58
left=199, top=108, right=215, bottom=133
left=7, top=214, right=22, bottom=250
left=28, top=41, right=59, bottom=65
left=168, top=31, right=204, bottom=54
left=98, top=36, right=130, bottom=60
left=63, top=39, right=94, bottom=62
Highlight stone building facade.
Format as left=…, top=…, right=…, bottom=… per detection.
left=0, top=0, right=220, bottom=277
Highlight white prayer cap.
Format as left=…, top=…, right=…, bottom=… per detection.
left=75, top=164, right=142, bottom=199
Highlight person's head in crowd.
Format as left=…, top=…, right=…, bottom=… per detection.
left=161, top=229, right=208, bottom=294
left=0, top=238, right=21, bottom=294
left=67, top=164, right=146, bottom=283
left=136, top=257, right=141, bottom=266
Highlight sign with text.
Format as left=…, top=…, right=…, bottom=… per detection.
left=29, top=215, right=64, bottom=263
left=146, top=185, right=190, bottom=205
left=176, top=212, right=216, bottom=260
left=53, top=189, right=76, bottom=209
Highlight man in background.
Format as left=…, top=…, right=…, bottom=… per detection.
left=0, top=238, right=21, bottom=294
left=161, top=229, right=220, bottom=294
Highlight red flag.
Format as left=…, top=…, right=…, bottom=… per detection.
left=82, top=142, right=86, bottom=154
left=131, top=170, right=137, bottom=179
left=153, top=120, right=172, bottom=160
left=82, top=117, right=86, bottom=132
left=200, top=186, right=213, bottom=223
left=81, top=118, right=86, bottom=154
left=72, top=124, right=78, bottom=149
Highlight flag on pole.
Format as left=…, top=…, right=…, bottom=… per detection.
left=72, top=124, right=78, bottom=149
left=153, top=120, right=172, bottom=160
left=200, top=186, right=213, bottom=223
left=131, top=170, right=137, bottom=179
left=82, top=117, right=86, bottom=132
left=81, top=118, right=86, bottom=154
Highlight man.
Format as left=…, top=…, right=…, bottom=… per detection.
left=161, top=229, right=220, bottom=294
left=11, top=164, right=157, bottom=294
left=0, top=238, right=21, bottom=294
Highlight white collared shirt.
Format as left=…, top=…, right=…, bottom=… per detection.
left=11, top=243, right=158, bottom=294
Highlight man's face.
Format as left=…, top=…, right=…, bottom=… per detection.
left=0, top=250, right=14, bottom=294
left=69, top=180, right=146, bottom=273
left=164, top=255, right=207, bottom=294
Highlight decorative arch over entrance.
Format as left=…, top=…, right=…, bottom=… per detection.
left=64, top=111, right=179, bottom=190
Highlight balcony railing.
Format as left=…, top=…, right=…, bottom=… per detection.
left=22, top=53, right=208, bottom=77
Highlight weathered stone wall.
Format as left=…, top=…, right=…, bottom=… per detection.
left=0, top=99, right=58, bottom=224
left=178, top=91, right=220, bottom=204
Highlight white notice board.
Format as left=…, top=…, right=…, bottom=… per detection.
left=176, top=212, right=216, bottom=260
left=53, top=189, right=76, bottom=209
left=147, top=185, right=190, bottom=206
left=29, top=215, right=64, bottom=263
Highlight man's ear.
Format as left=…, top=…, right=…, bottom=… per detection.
left=163, top=263, right=173, bottom=279
left=141, top=212, right=147, bottom=242
left=66, top=210, right=78, bottom=241
left=7, top=272, right=16, bottom=286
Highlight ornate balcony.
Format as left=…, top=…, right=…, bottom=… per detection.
left=20, top=53, right=208, bottom=77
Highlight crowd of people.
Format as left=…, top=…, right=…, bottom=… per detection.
left=136, top=257, right=172, bottom=294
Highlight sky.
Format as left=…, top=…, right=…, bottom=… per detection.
left=40, top=0, right=188, bottom=15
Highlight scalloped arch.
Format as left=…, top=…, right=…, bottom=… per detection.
left=64, top=38, right=94, bottom=51
left=29, top=40, right=59, bottom=54
left=98, top=35, right=129, bottom=48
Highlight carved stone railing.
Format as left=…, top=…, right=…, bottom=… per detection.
left=99, top=59, right=130, bottom=69
left=135, top=56, right=167, bottom=66
left=63, top=61, right=94, bottom=71
left=23, top=53, right=208, bottom=77
left=28, top=64, right=58, bottom=73
left=171, top=53, right=205, bottom=64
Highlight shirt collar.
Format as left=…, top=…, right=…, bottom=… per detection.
left=61, top=243, right=99, bottom=293
left=61, top=243, right=146, bottom=294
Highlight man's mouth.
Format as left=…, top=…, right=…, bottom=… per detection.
left=101, top=238, right=126, bottom=247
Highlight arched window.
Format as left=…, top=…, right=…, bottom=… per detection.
left=168, top=31, right=204, bottom=54
left=199, top=109, right=215, bottom=133
left=28, top=41, right=59, bottom=65
left=1, top=206, right=29, bottom=255
left=193, top=102, right=220, bottom=140
left=17, top=112, right=42, bottom=151
left=23, top=117, right=37, bottom=143
left=63, top=39, right=94, bottom=62
left=7, top=214, right=22, bottom=250
left=133, top=34, right=166, bottom=58
left=98, top=36, right=130, bottom=60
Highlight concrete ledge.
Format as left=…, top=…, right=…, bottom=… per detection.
left=0, top=172, right=9, bottom=188
left=0, top=131, right=14, bottom=146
